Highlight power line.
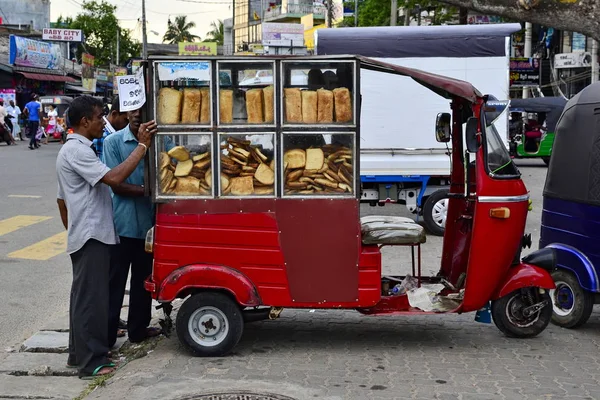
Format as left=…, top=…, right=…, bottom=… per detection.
left=177, top=0, right=233, bottom=4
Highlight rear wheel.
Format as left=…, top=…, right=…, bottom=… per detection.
left=549, top=269, right=594, bottom=328
left=492, top=288, right=552, bottom=338
left=422, top=189, right=449, bottom=237
left=176, top=292, right=244, bottom=357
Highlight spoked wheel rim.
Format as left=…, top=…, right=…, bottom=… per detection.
left=188, top=306, right=230, bottom=347
left=431, top=198, right=449, bottom=228
left=505, top=290, right=541, bottom=328
left=549, top=280, right=575, bottom=317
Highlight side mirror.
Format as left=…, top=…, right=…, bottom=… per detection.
left=465, top=117, right=480, bottom=153
left=435, top=113, right=451, bottom=143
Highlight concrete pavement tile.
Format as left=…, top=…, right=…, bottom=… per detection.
left=0, top=352, right=75, bottom=376
left=40, top=312, right=69, bottom=332
left=21, top=331, right=69, bottom=353
left=0, top=375, right=87, bottom=399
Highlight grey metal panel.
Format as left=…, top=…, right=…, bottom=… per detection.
left=316, top=24, right=522, bottom=58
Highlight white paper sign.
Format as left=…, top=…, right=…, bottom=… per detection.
left=117, top=69, right=146, bottom=112
left=42, top=28, right=83, bottom=42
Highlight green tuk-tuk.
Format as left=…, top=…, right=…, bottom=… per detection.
left=508, top=97, right=567, bottom=165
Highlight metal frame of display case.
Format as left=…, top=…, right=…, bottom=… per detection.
left=146, top=55, right=361, bottom=203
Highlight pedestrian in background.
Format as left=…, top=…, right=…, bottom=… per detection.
left=92, top=96, right=129, bottom=160
left=103, top=105, right=162, bottom=348
left=56, top=95, right=157, bottom=379
left=6, top=100, right=22, bottom=141
left=24, top=95, right=41, bottom=150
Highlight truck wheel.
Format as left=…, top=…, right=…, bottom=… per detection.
left=423, top=189, right=449, bottom=236
left=542, top=156, right=551, bottom=166
left=491, top=288, right=552, bottom=338
left=549, top=269, right=594, bottom=329
left=176, top=292, right=244, bottom=357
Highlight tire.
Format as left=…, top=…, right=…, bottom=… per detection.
left=176, top=292, right=244, bottom=357
left=422, top=189, right=449, bottom=236
left=491, top=288, right=552, bottom=338
left=549, top=269, right=594, bottom=329
left=542, top=156, right=550, bottom=166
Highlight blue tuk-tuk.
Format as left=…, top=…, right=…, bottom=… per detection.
left=541, top=82, right=600, bottom=328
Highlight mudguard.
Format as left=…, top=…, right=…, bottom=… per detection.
left=493, top=263, right=555, bottom=300
left=154, top=264, right=262, bottom=306
left=545, top=243, right=599, bottom=293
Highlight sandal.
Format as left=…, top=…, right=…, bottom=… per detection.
left=79, top=363, right=117, bottom=380
left=116, top=328, right=127, bottom=338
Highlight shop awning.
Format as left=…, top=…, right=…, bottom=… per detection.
left=18, top=72, right=78, bottom=83
left=65, top=84, right=94, bottom=93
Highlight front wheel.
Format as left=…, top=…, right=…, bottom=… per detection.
left=549, top=269, right=594, bottom=329
left=491, top=288, right=552, bottom=338
left=176, top=292, right=244, bottom=357
left=422, top=189, right=449, bottom=237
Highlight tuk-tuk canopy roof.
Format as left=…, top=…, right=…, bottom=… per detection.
left=510, top=97, right=567, bottom=132
left=544, top=83, right=600, bottom=205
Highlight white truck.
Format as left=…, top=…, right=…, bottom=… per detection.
left=315, top=23, right=520, bottom=235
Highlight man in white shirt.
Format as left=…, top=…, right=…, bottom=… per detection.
left=6, top=100, right=22, bottom=141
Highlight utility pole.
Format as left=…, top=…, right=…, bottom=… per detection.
left=592, top=40, right=598, bottom=83
left=142, top=0, right=148, bottom=59
left=403, top=1, right=410, bottom=25
left=390, top=0, right=397, bottom=26
left=116, top=26, right=120, bottom=65
left=354, top=0, right=358, bottom=27
left=327, top=0, right=333, bottom=28
left=523, top=22, right=532, bottom=98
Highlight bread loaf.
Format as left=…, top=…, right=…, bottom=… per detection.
left=246, top=89, right=264, bottom=124
left=220, top=89, right=233, bottom=123
left=317, top=89, right=333, bottom=123
left=333, top=88, right=352, bottom=123
left=229, top=176, right=254, bottom=196
left=175, top=176, right=201, bottom=195
left=157, top=88, right=182, bottom=124
left=181, top=88, right=201, bottom=123
left=200, top=88, right=210, bottom=123
left=305, top=148, right=324, bottom=171
left=284, top=88, right=302, bottom=123
left=263, top=86, right=274, bottom=123
left=301, top=90, right=317, bottom=123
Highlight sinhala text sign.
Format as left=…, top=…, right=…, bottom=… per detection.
left=42, top=28, right=83, bottom=42
left=118, top=69, right=146, bottom=112
left=178, top=42, right=217, bottom=56
left=262, top=23, right=304, bottom=47
left=509, top=57, right=541, bottom=87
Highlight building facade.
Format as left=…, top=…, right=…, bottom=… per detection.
left=0, top=0, right=51, bottom=31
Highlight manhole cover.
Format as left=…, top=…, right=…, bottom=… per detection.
left=181, top=393, right=297, bottom=400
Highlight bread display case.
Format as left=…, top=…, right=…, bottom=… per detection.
left=218, top=133, right=276, bottom=197
left=155, top=133, right=213, bottom=198
left=282, top=133, right=355, bottom=196
left=281, top=60, right=356, bottom=126
left=216, top=61, right=276, bottom=126
left=148, top=56, right=359, bottom=202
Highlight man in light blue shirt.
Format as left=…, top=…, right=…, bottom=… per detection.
left=102, top=106, right=162, bottom=346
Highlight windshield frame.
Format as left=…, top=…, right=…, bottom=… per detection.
left=481, top=109, right=521, bottom=180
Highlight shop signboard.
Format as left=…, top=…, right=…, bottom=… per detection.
left=572, top=32, right=586, bottom=52
left=0, top=89, right=16, bottom=105
left=9, top=35, right=63, bottom=70
left=42, top=28, right=83, bottom=42
left=178, top=42, right=217, bottom=56
left=262, top=23, right=304, bottom=47
left=555, top=52, right=592, bottom=69
left=112, top=67, right=128, bottom=94
left=82, top=53, right=97, bottom=93
left=509, top=57, right=541, bottom=87
left=96, top=68, right=109, bottom=82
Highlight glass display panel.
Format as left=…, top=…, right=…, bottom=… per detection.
left=282, top=133, right=355, bottom=196
left=219, top=133, right=276, bottom=196
left=282, top=61, right=355, bottom=125
left=155, top=61, right=212, bottom=126
left=156, top=134, right=213, bottom=197
left=217, top=61, right=276, bottom=126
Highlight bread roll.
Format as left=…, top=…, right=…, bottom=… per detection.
left=157, top=88, right=182, bottom=124
left=181, top=88, right=201, bottom=123
left=263, top=86, right=274, bottom=123
left=333, top=88, right=352, bottom=123
left=229, top=176, right=254, bottom=196
left=284, top=149, right=306, bottom=169
left=220, top=89, right=233, bottom=123
left=317, top=89, right=333, bottom=123
left=246, top=89, right=264, bottom=123
left=200, top=88, right=210, bottom=123
left=301, top=90, right=317, bottom=123
left=284, top=88, right=302, bottom=123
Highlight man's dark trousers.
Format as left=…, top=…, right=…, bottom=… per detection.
left=108, top=236, right=153, bottom=347
left=68, top=239, right=112, bottom=376
left=28, top=120, right=39, bottom=147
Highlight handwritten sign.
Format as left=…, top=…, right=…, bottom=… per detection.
left=178, top=42, right=217, bottom=56
left=118, top=68, right=146, bottom=112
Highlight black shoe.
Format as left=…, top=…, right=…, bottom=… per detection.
left=29, top=146, right=34, bottom=150
left=118, top=319, right=127, bottom=330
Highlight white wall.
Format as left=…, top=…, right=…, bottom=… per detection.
left=1, top=0, right=50, bottom=31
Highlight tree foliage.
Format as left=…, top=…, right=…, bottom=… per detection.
left=163, top=15, right=201, bottom=44
left=340, top=0, right=458, bottom=27
left=204, top=20, right=224, bottom=45
left=56, top=0, right=140, bottom=66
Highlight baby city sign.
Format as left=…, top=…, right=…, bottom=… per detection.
left=42, top=28, right=83, bottom=42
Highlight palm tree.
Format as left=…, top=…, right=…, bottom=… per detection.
left=204, top=19, right=224, bottom=45
left=163, top=15, right=201, bottom=44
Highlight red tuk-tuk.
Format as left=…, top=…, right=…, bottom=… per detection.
left=144, top=56, right=556, bottom=356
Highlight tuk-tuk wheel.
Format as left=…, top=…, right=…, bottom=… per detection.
left=491, top=288, right=552, bottom=338
left=549, top=269, right=594, bottom=329
left=176, top=292, right=244, bottom=357
left=422, top=189, right=449, bottom=237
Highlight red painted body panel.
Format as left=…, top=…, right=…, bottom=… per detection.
left=492, top=263, right=556, bottom=300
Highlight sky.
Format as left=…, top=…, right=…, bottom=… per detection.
left=50, top=0, right=232, bottom=43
